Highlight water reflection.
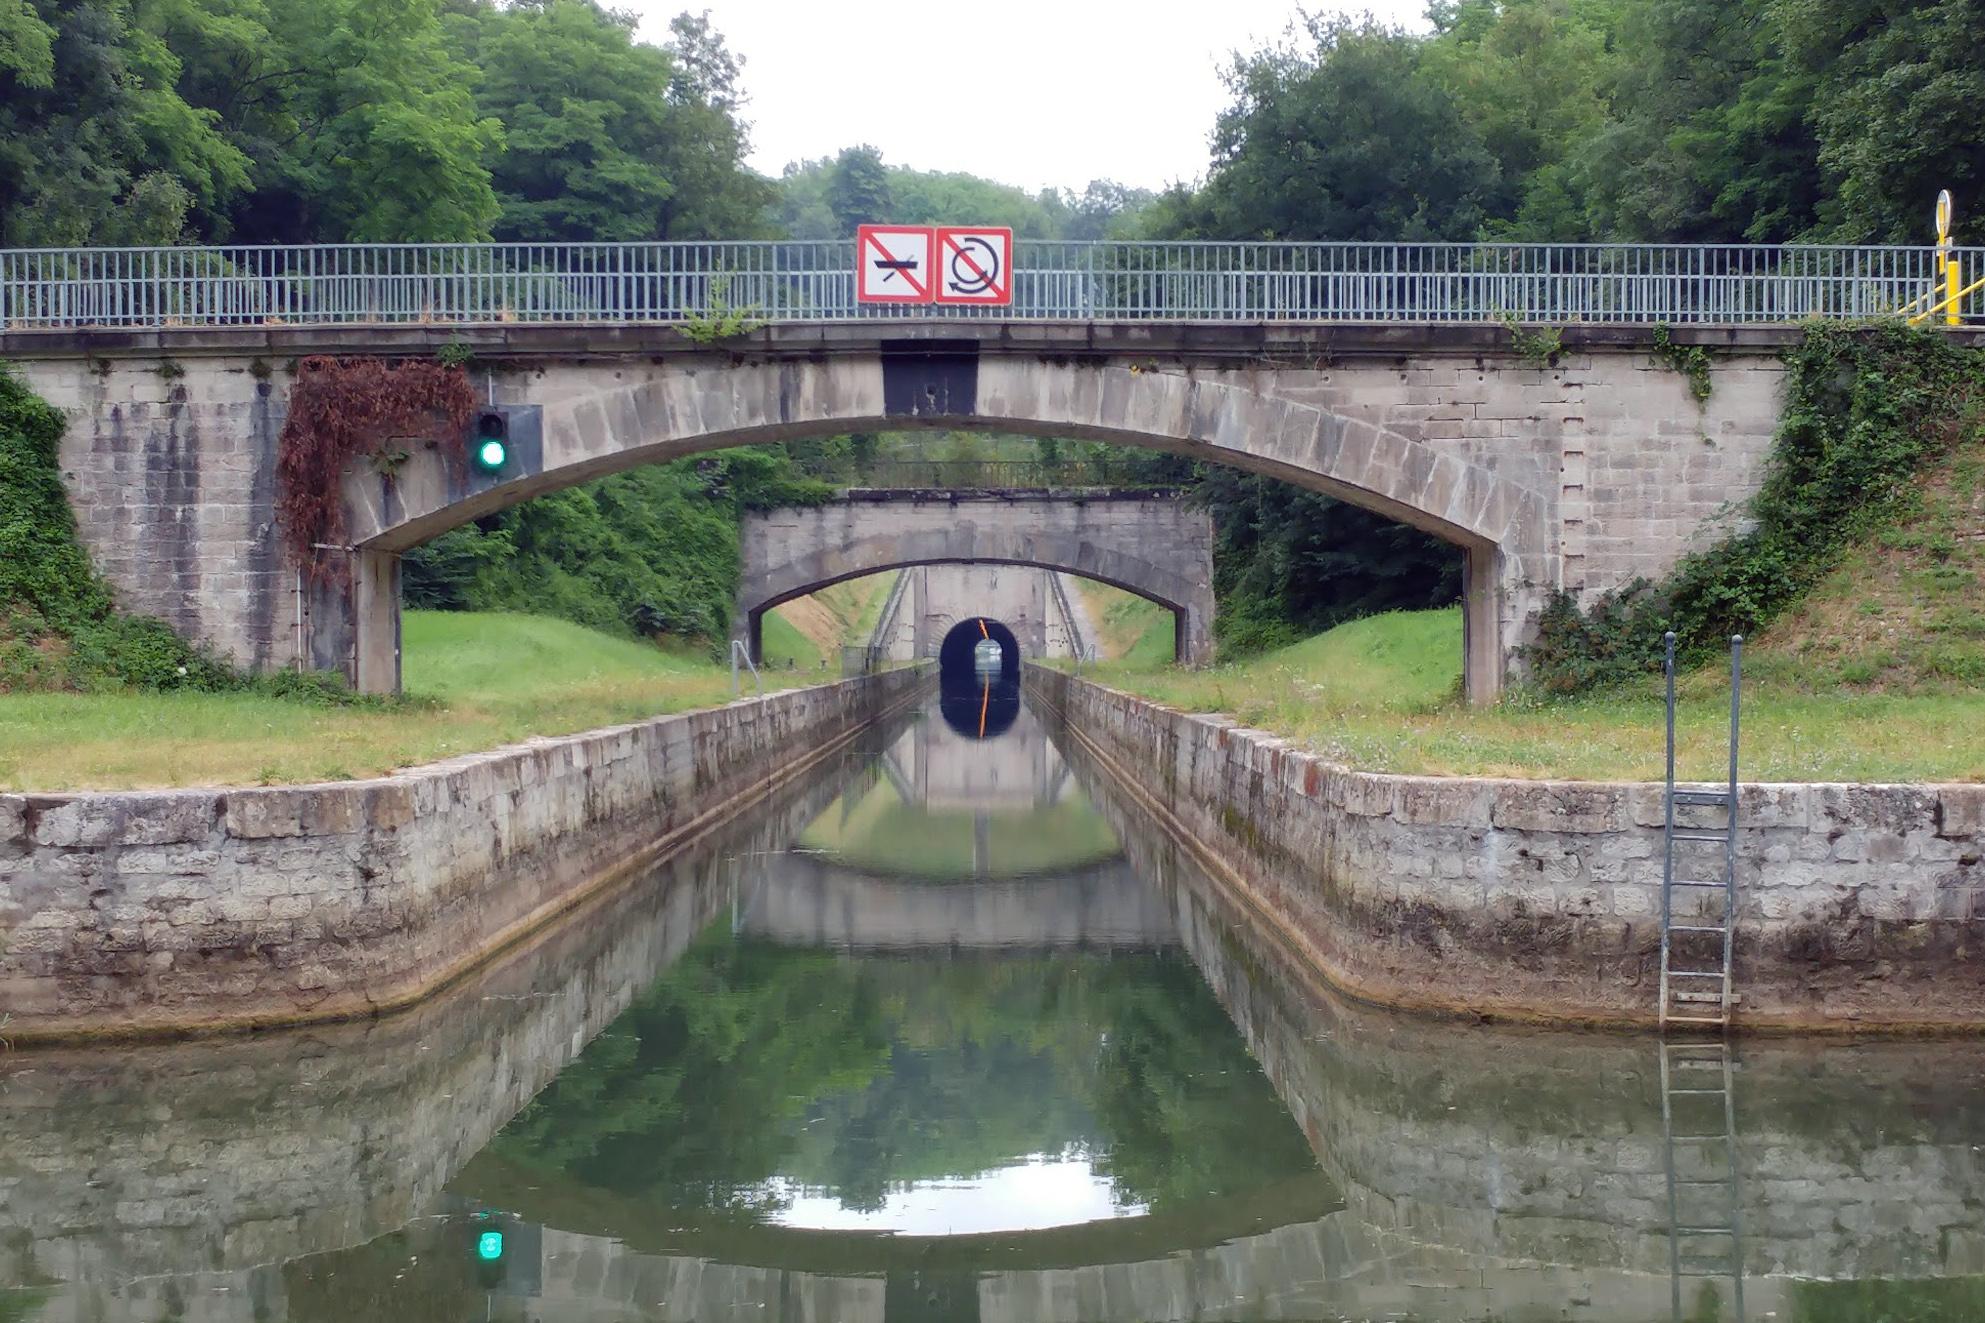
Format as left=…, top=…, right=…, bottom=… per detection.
left=7, top=693, right=1985, bottom=1321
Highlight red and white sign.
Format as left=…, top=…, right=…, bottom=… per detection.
left=856, top=225, right=935, bottom=303
left=935, top=227, right=1013, bottom=305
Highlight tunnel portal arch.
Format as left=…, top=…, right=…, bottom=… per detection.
left=937, top=618, right=1022, bottom=740
left=736, top=493, right=1215, bottom=667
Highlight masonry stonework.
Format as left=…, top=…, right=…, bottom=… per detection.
left=737, top=489, right=1215, bottom=663
left=1029, top=665, right=1985, bottom=1029
left=0, top=668, right=925, bottom=1039
left=2, top=322, right=1800, bottom=702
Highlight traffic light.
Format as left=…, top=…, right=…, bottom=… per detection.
left=471, top=410, right=508, bottom=475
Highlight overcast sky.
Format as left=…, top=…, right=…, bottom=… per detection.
left=621, top=1, right=1431, bottom=195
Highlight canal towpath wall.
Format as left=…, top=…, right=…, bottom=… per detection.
left=0, top=666, right=927, bottom=1040
left=1027, top=664, right=1985, bottom=1030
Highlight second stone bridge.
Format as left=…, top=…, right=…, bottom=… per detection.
left=736, top=488, right=1217, bottom=664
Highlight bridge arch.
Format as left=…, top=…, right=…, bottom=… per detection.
left=332, top=348, right=1550, bottom=702
left=736, top=493, right=1215, bottom=665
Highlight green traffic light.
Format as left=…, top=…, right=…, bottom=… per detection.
left=477, top=1230, right=504, bottom=1261
left=471, top=411, right=509, bottom=475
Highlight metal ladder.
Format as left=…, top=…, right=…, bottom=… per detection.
left=1659, top=632, right=1742, bottom=1030
left=1661, top=1040, right=1746, bottom=1321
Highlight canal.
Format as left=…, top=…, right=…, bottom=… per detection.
left=6, top=686, right=1985, bottom=1322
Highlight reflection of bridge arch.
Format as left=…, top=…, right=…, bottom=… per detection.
left=737, top=853, right=1170, bottom=953
left=736, top=493, right=1214, bottom=664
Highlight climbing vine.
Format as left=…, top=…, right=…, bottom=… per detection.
left=276, top=356, right=475, bottom=581
left=1651, top=321, right=1714, bottom=402
left=1526, top=320, right=1985, bottom=693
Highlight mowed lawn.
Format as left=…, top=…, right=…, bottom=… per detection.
left=1079, top=607, right=1985, bottom=784
left=0, top=612, right=784, bottom=792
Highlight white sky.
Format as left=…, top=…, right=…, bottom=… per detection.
left=623, top=1, right=1432, bottom=195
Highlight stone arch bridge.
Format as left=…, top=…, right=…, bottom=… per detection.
left=737, top=488, right=1216, bottom=664
left=3, top=320, right=1797, bottom=703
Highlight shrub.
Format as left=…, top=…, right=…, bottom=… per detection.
left=1527, top=322, right=1985, bottom=693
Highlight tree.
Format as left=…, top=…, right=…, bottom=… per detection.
left=1422, top=0, right=1624, bottom=239
left=1188, top=15, right=1502, bottom=241
left=1782, top=0, right=1985, bottom=243
left=1567, top=0, right=1820, bottom=242
left=205, top=0, right=501, bottom=242
left=0, top=0, right=250, bottom=246
left=463, top=1, right=680, bottom=241
left=824, top=143, right=892, bottom=233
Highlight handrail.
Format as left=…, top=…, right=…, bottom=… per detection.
left=4, top=239, right=1982, bottom=329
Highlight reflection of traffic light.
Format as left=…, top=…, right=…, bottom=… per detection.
left=468, top=1210, right=507, bottom=1290
left=471, top=410, right=508, bottom=475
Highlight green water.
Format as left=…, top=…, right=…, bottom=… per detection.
left=6, top=697, right=1985, bottom=1321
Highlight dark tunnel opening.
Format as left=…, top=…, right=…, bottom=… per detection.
left=937, top=617, right=1022, bottom=740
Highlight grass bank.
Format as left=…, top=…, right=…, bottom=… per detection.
left=1072, top=607, right=1985, bottom=783
left=0, top=611, right=787, bottom=792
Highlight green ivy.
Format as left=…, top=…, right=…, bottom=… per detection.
left=1527, top=321, right=1985, bottom=693
left=1651, top=322, right=1714, bottom=402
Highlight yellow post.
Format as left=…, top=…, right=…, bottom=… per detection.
left=1937, top=189, right=1958, bottom=325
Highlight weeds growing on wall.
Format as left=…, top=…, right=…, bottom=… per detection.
left=277, top=356, right=477, bottom=582
left=1527, top=321, right=1985, bottom=693
left=0, top=364, right=368, bottom=699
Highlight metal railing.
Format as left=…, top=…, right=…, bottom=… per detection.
left=4, top=240, right=1981, bottom=330
left=843, top=460, right=1180, bottom=489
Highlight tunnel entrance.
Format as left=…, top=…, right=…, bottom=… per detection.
left=937, top=617, right=1022, bottom=740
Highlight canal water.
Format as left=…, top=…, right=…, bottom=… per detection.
left=6, top=689, right=1985, bottom=1322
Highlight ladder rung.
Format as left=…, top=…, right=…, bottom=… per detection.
left=1673, top=1178, right=1732, bottom=1185
left=1671, top=831, right=1730, bottom=842
left=1668, top=1089, right=1730, bottom=1098
left=1676, top=1269, right=1739, bottom=1278
left=1669, top=879, right=1728, bottom=888
left=1671, top=992, right=1732, bottom=1005
left=1668, top=924, right=1727, bottom=933
left=1662, top=1014, right=1729, bottom=1024
left=1673, top=791, right=1732, bottom=806
left=1667, top=970, right=1726, bottom=979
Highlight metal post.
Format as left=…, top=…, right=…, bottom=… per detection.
left=1660, top=630, right=1677, bottom=1027
left=1723, top=635, right=1743, bottom=1011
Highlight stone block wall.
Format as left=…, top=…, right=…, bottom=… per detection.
left=0, top=668, right=926, bottom=1039
left=1028, top=666, right=1985, bottom=1028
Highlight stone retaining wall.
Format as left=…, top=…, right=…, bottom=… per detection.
left=1027, top=665, right=1985, bottom=1029
left=0, top=668, right=926, bottom=1039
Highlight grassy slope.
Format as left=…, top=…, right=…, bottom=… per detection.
left=1088, top=594, right=1985, bottom=783
left=0, top=611, right=784, bottom=791
left=1073, top=581, right=1176, bottom=663
left=763, top=573, right=899, bottom=670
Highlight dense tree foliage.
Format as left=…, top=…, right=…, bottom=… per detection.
left=773, top=145, right=1154, bottom=241
left=0, top=0, right=767, bottom=247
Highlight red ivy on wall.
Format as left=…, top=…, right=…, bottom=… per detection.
left=276, top=356, right=475, bottom=582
